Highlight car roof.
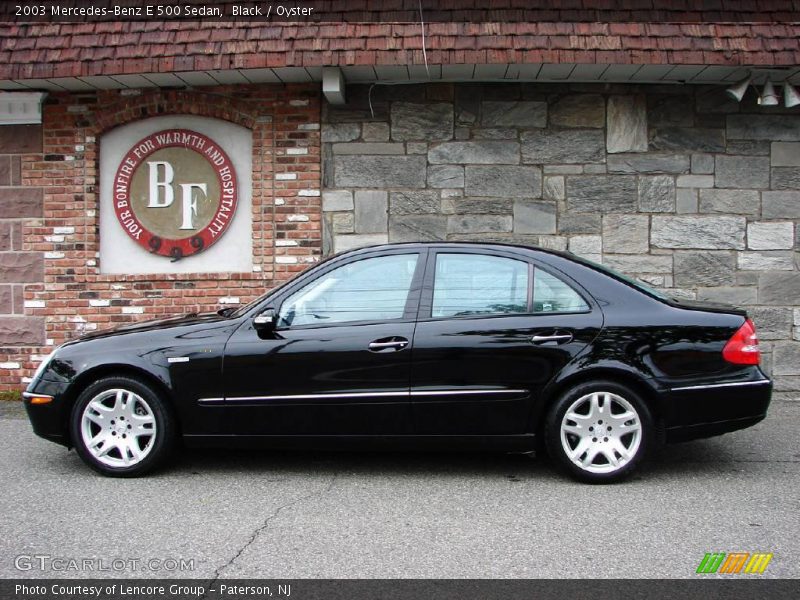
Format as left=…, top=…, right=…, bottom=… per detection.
left=331, top=241, right=661, bottom=302
left=335, top=240, right=569, bottom=260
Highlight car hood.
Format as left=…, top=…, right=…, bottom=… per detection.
left=72, top=312, right=232, bottom=342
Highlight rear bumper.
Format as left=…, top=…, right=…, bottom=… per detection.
left=666, top=414, right=767, bottom=443
left=660, top=377, right=772, bottom=443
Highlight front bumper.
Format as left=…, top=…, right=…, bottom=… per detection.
left=22, top=378, right=72, bottom=447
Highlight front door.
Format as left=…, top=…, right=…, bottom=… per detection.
left=410, top=250, right=602, bottom=435
left=222, top=251, right=425, bottom=435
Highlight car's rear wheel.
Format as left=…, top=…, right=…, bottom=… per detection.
left=70, top=376, right=175, bottom=477
left=545, top=380, right=652, bottom=483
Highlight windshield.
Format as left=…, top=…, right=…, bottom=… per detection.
left=226, top=254, right=340, bottom=318
left=226, top=280, right=289, bottom=319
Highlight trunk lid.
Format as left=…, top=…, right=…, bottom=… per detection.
left=668, top=297, right=748, bottom=317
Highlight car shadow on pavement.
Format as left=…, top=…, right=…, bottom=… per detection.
left=154, top=436, right=775, bottom=482
left=32, top=438, right=777, bottom=483
left=168, top=446, right=558, bottom=479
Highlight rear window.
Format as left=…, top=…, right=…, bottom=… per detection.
left=578, top=257, right=671, bottom=301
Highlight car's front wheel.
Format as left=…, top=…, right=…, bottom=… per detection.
left=70, top=376, right=175, bottom=477
left=545, top=380, right=652, bottom=483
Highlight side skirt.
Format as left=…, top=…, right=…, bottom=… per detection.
left=182, top=433, right=538, bottom=452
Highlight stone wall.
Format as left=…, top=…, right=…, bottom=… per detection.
left=0, top=125, right=45, bottom=357
left=321, top=83, right=800, bottom=396
left=0, top=85, right=322, bottom=388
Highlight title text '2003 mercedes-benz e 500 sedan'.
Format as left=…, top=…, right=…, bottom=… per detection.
left=23, top=243, right=772, bottom=483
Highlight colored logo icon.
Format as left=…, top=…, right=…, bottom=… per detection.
left=696, top=552, right=773, bottom=574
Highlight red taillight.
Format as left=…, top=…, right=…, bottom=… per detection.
left=722, top=318, right=761, bottom=365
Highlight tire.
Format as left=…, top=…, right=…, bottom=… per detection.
left=544, top=380, right=652, bottom=484
left=69, top=376, right=176, bottom=477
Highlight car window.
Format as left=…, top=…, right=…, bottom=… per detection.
left=533, top=268, right=589, bottom=313
left=576, top=256, right=671, bottom=301
left=277, top=254, right=419, bottom=327
left=432, top=253, right=529, bottom=318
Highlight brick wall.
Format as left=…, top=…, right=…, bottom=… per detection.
left=0, top=84, right=322, bottom=388
left=321, top=82, right=800, bottom=397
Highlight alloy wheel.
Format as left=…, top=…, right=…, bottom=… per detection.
left=80, top=388, right=157, bottom=468
left=559, top=391, right=642, bottom=474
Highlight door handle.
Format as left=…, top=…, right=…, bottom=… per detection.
left=368, top=337, right=409, bottom=352
left=531, top=333, right=573, bottom=345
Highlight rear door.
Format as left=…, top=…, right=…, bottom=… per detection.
left=410, top=248, right=602, bottom=435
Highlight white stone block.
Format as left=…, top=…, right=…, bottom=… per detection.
left=747, top=222, right=794, bottom=250
left=322, top=190, right=353, bottom=212
left=737, top=252, right=795, bottom=271
left=569, top=235, right=602, bottom=256
left=676, top=174, right=714, bottom=188
left=606, top=95, right=647, bottom=153
left=334, top=233, right=388, bottom=253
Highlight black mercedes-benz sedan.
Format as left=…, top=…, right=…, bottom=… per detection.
left=23, top=242, right=772, bottom=483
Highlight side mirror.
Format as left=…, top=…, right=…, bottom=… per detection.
left=253, top=308, right=276, bottom=332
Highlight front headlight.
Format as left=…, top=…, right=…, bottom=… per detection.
left=30, top=346, right=60, bottom=383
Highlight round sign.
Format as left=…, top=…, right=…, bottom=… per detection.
left=112, top=129, right=238, bottom=260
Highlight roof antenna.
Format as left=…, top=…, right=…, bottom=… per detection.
left=419, top=0, right=430, bottom=78
left=368, top=83, right=376, bottom=118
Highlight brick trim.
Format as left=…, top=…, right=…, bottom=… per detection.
left=92, top=90, right=259, bottom=134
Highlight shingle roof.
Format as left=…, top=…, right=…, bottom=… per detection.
left=1, top=3, right=799, bottom=81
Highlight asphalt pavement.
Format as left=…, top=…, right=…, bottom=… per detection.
left=0, top=399, right=798, bottom=580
